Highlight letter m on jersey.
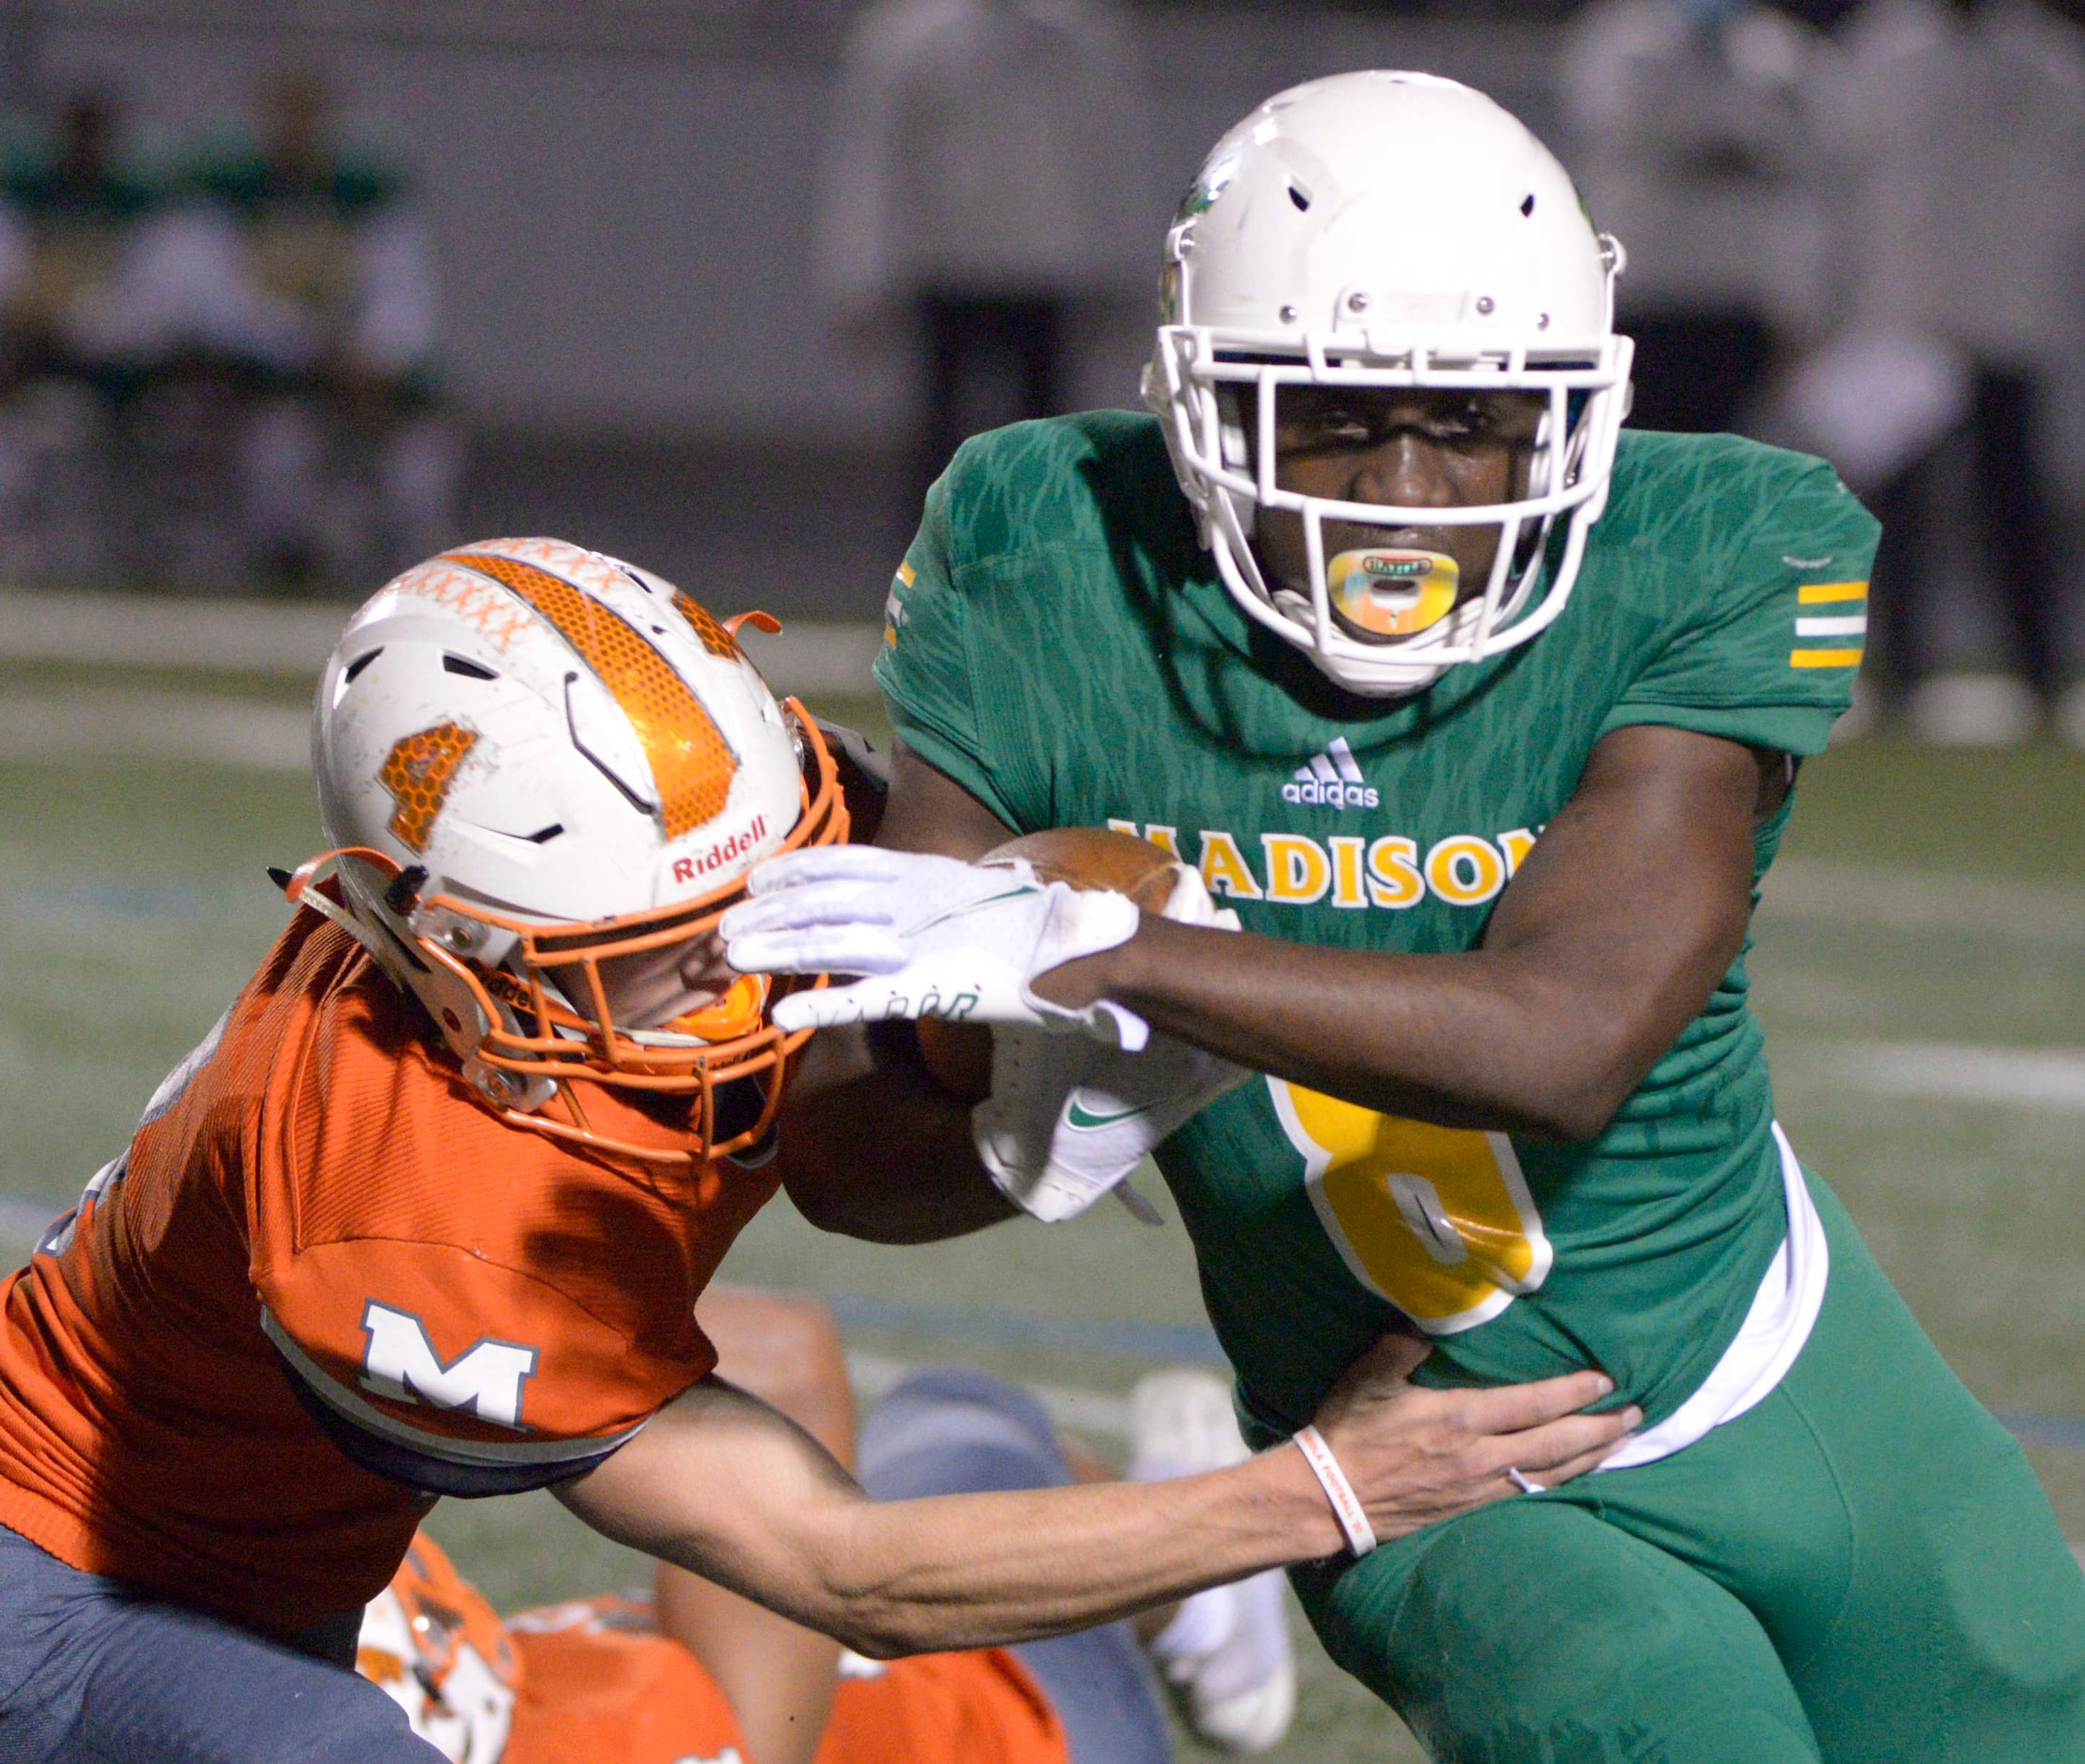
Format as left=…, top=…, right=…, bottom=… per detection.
left=359, top=1301, right=538, bottom=1431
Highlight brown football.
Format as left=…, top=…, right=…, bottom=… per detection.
left=913, top=828, right=1183, bottom=1104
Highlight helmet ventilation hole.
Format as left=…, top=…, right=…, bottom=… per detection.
left=442, top=653, right=499, bottom=680
left=1521, top=193, right=1536, bottom=217
left=1288, top=180, right=1313, bottom=212
left=523, top=823, right=565, bottom=844
left=343, top=648, right=382, bottom=684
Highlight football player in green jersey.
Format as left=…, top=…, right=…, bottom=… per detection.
left=724, top=72, right=2085, bottom=1762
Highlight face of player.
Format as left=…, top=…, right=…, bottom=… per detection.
left=554, top=932, right=736, bottom=1033
left=1249, top=387, right=1546, bottom=643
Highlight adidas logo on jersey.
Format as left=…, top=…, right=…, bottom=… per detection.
left=1282, top=737, right=1379, bottom=810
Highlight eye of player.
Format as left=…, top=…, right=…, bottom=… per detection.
left=548, top=930, right=743, bottom=1036
left=1271, top=387, right=1544, bottom=459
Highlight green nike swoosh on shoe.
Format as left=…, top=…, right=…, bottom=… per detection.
left=1062, top=1092, right=1157, bottom=1131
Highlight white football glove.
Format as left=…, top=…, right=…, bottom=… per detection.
left=975, top=1026, right=1247, bottom=1222
left=719, top=846, right=1151, bottom=1047
left=973, top=862, right=1247, bottom=1223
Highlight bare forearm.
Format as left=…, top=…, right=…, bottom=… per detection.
left=1092, top=921, right=1627, bottom=1138
left=1037, top=727, right=1759, bottom=1140
left=562, top=1380, right=1335, bottom=1656
left=793, top=1452, right=1337, bottom=1656
left=775, top=1021, right=1014, bottom=1242
left=564, top=1353, right=1634, bottom=1662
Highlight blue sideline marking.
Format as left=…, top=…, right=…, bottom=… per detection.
left=4, top=1192, right=2083, bottom=1452
left=823, top=1292, right=1226, bottom=1365
left=2000, top=1412, right=2085, bottom=1452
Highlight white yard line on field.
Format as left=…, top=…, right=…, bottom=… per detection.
left=0, top=688, right=310, bottom=770
left=1760, top=858, right=2085, bottom=946
left=0, top=588, right=344, bottom=673
left=1782, top=1040, right=2085, bottom=1112
left=0, top=587, right=886, bottom=700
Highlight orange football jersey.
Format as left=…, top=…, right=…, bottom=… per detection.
left=501, top=1591, right=1069, bottom=1764
left=0, top=905, right=780, bottom=1636
left=363, top=1532, right=1068, bottom=1764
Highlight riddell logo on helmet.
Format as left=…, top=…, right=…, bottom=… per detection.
left=672, top=815, right=767, bottom=887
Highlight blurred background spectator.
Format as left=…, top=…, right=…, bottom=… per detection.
left=1562, top=0, right=1835, bottom=435
left=0, top=59, right=453, bottom=596
left=815, top=0, right=1150, bottom=512
left=0, top=0, right=2075, bottom=754
left=1789, top=0, right=2085, bottom=746
left=0, top=86, right=165, bottom=580
left=185, top=66, right=455, bottom=590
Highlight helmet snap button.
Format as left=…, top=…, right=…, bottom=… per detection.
left=1475, top=296, right=1496, bottom=316
left=1346, top=291, right=1369, bottom=314
left=1278, top=303, right=1298, bottom=323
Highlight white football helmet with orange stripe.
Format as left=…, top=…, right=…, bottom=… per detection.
left=301, top=536, right=847, bottom=1163
left=357, top=1533, right=519, bottom=1763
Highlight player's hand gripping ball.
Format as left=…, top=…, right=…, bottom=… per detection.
left=722, top=828, right=1249, bottom=1221
left=917, top=828, right=1190, bottom=1101
left=722, top=834, right=1162, bottom=1045
left=904, top=830, right=1251, bottom=1223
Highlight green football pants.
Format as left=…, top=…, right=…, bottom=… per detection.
left=1291, top=1175, right=2085, bottom=1762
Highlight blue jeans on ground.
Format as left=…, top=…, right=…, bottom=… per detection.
left=858, top=1367, right=1174, bottom=1764
left=0, top=1369, right=1174, bottom=1764
left=0, top=1522, right=440, bottom=1762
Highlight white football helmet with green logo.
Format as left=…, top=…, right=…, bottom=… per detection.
left=1143, top=70, right=1634, bottom=697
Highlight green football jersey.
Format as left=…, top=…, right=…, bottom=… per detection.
left=873, top=411, right=1877, bottom=1434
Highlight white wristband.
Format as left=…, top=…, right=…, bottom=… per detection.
left=1292, top=1425, right=1376, bottom=1558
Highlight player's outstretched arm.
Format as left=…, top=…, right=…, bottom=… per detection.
left=554, top=1338, right=1636, bottom=1659
left=1037, top=722, right=1775, bottom=1141
left=767, top=726, right=1779, bottom=1150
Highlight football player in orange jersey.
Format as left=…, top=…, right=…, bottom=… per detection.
left=0, top=538, right=1633, bottom=1764
left=358, top=1285, right=1181, bottom=1764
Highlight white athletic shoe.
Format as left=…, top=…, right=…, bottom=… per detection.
left=2054, top=681, right=2085, bottom=753
left=1907, top=673, right=2039, bottom=748
left=1131, top=1369, right=1297, bottom=1754
left=1829, top=676, right=1880, bottom=745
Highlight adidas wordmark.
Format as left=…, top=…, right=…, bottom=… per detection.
left=1281, top=737, right=1380, bottom=810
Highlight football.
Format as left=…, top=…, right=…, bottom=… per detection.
left=913, top=828, right=1184, bottom=1103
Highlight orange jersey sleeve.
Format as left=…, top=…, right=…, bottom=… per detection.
left=0, top=907, right=780, bottom=1635
left=504, top=1600, right=745, bottom=1764
left=496, top=1595, right=1069, bottom=1764
left=818, top=1651, right=1069, bottom=1764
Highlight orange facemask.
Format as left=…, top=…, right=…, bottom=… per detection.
left=285, top=702, right=849, bottom=1166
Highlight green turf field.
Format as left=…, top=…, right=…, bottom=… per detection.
left=2, top=658, right=2081, bottom=1763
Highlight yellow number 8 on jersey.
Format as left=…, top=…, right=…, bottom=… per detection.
left=1270, top=1079, right=1552, bottom=1335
